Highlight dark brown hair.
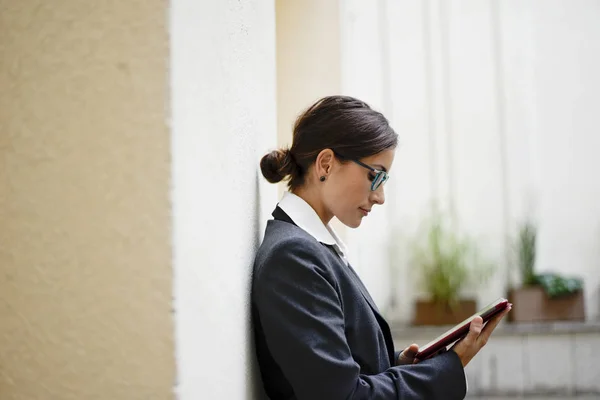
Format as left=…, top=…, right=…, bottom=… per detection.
left=260, top=95, right=398, bottom=190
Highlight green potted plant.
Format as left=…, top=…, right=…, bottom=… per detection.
left=410, top=212, right=494, bottom=326
left=507, top=220, right=585, bottom=322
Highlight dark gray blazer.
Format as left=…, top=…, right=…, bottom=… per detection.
left=251, top=207, right=466, bottom=400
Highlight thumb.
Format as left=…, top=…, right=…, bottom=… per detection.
left=404, top=343, right=419, bottom=356
left=464, top=316, right=484, bottom=344
left=398, top=343, right=419, bottom=365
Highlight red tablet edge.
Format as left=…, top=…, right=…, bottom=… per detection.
left=413, top=298, right=509, bottom=361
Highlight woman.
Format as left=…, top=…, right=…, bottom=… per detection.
left=251, top=95, right=511, bottom=400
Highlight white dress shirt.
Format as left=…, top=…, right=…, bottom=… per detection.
left=277, top=191, right=349, bottom=265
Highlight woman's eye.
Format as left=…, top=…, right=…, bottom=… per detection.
left=368, top=173, right=376, bottom=182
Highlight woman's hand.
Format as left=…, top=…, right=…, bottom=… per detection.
left=396, top=343, right=419, bottom=365
left=451, top=303, right=512, bottom=367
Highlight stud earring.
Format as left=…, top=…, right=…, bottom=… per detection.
left=320, top=176, right=326, bottom=182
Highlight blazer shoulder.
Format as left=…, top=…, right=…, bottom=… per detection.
left=259, top=219, right=325, bottom=253
left=254, top=220, right=333, bottom=277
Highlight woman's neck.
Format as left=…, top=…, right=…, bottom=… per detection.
left=291, top=187, right=333, bottom=225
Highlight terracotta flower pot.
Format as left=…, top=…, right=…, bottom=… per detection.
left=507, top=286, right=585, bottom=323
left=413, top=299, right=477, bottom=326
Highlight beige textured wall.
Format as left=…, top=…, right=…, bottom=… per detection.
left=275, top=0, right=347, bottom=239
left=275, top=0, right=341, bottom=150
left=0, top=1, right=173, bottom=399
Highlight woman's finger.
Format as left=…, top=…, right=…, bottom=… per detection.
left=481, top=304, right=512, bottom=334
left=479, top=304, right=512, bottom=344
left=463, top=316, right=484, bottom=345
left=397, top=343, right=419, bottom=365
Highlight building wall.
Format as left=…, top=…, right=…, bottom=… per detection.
left=170, top=0, right=277, bottom=399
left=338, top=0, right=397, bottom=314
left=532, top=0, right=600, bottom=324
left=277, top=0, right=600, bottom=324
left=275, top=0, right=341, bottom=150
left=367, top=0, right=600, bottom=323
left=2, top=0, right=596, bottom=398
left=275, top=0, right=348, bottom=239
left=0, top=1, right=174, bottom=399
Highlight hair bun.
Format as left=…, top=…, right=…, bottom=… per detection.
left=260, top=148, right=295, bottom=183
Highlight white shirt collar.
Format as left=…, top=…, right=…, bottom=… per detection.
left=277, top=191, right=348, bottom=260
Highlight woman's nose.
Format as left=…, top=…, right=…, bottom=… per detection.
left=370, top=186, right=385, bottom=205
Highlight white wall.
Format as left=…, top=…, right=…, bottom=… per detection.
left=532, top=0, right=600, bottom=322
left=342, top=0, right=600, bottom=323
left=170, top=1, right=277, bottom=398
left=339, top=0, right=396, bottom=314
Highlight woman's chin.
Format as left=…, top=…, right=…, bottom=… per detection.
left=339, top=216, right=362, bottom=229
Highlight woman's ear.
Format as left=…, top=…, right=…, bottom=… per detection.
left=315, top=149, right=335, bottom=178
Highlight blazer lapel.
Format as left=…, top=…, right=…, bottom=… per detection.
left=273, top=205, right=384, bottom=318
left=344, top=262, right=381, bottom=313
left=272, top=206, right=396, bottom=364
left=331, top=247, right=396, bottom=365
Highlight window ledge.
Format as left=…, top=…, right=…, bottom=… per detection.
left=390, top=320, right=600, bottom=339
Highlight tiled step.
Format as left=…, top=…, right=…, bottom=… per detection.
left=392, top=321, right=600, bottom=397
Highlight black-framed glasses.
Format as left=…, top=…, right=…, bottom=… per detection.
left=334, top=151, right=389, bottom=191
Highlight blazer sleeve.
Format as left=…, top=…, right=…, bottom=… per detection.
left=253, top=238, right=467, bottom=400
left=394, top=351, right=402, bottom=365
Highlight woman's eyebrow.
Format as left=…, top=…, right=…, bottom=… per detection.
left=373, top=164, right=387, bottom=172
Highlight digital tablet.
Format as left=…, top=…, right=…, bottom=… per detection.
left=414, top=297, right=509, bottom=361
